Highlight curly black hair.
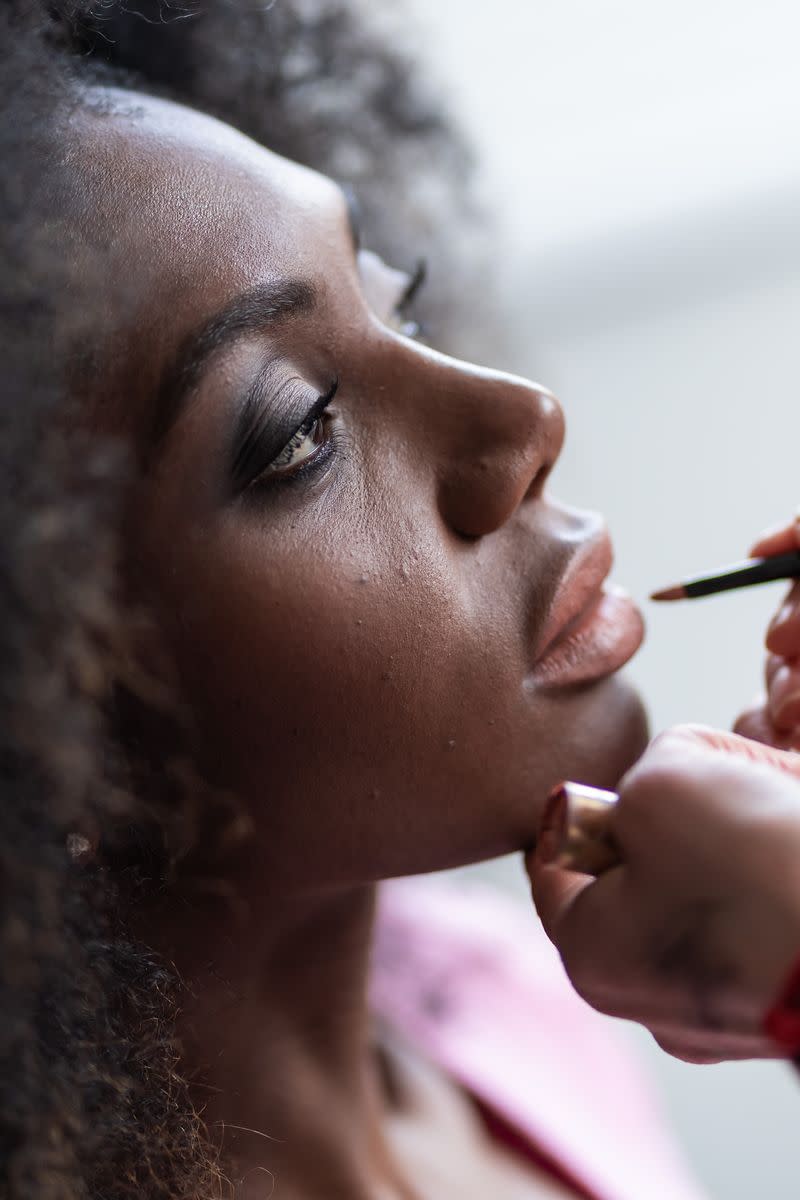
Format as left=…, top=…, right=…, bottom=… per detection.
left=0, top=2, right=473, bottom=1195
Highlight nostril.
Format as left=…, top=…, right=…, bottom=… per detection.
left=436, top=371, right=565, bottom=538
left=524, top=458, right=553, bottom=503
left=524, top=390, right=565, bottom=499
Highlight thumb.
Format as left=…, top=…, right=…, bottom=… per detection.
left=525, top=850, right=594, bottom=941
left=671, top=722, right=800, bottom=783
left=749, top=512, right=800, bottom=559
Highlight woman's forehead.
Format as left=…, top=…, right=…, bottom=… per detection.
left=69, top=88, right=359, bottom=443
left=73, top=87, right=350, bottom=276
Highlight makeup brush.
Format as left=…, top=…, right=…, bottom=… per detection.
left=651, top=550, right=800, bottom=602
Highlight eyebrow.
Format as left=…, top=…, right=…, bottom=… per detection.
left=150, top=278, right=316, bottom=453
left=148, top=185, right=361, bottom=457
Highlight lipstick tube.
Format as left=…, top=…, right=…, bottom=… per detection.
left=541, top=782, right=620, bottom=876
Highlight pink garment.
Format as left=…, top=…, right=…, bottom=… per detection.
left=369, top=876, right=708, bottom=1200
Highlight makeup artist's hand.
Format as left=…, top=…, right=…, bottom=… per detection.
left=527, top=725, right=800, bottom=1063
left=735, top=515, right=800, bottom=751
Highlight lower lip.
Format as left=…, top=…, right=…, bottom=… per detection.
left=531, top=586, right=645, bottom=687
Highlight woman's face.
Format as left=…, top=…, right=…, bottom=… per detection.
left=76, top=90, right=646, bottom=892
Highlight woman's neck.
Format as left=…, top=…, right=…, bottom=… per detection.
left=136, top=882, right=417, bottom=1200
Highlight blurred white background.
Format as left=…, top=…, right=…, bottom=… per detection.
left=403, top=1, right=800, bottom=1196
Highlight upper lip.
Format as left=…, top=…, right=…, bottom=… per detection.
left=533, top=526, right=615, bottom=663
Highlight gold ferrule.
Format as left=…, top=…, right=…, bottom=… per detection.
left=551, top=782, right=620, bottom=876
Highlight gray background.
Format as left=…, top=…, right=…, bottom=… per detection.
left=403, top=1, right=800, bottom=1195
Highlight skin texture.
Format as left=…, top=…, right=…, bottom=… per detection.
left=531, top=525, right=800, bottom=1066
left=70, top=88, right=649, bottom=1197
left=74, top=88, right=647, bottom=890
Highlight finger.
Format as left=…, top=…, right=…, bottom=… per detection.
left=750, top=514, right=800, bottom=559
left=525, top=856, right=594, bottom=942
left=680, top=722, right=800, bottom=775
left=767, top=659, right=800, bottom=730
left=531, top=868, right=659, bottom=1019
left=734, top=700, right=772, bottom=739
left=766, top=580, right=800, bottom=657
left=767, top=652, right=784, bottom=690
left=651, top=1029, right=782, bottom=1064
left=527, top=854, right=641, bottom=992
left=643, top=1009, right=777, bottom=1057
left=623, top=721, right=797, bottom=790
left=733, top=703, right=783, bottom=748
left=734, top=705, right=800, bottom=752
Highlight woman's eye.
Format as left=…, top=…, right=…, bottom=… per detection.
left=359, top=249, right=428, bottom=339
left=254, top=414, right=327, bottom=482
left=255, top=412, right=331, bottom=487
left=244, top=378, right=339, bottom=490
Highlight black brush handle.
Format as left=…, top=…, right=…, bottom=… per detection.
left=685, top=550, right=800, bottom=598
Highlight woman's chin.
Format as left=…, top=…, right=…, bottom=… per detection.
left=498, top=670, right=649, bottom=859
left=570, top=670, right=650, bottom=790
left=412, top=674, right=649, bottom=876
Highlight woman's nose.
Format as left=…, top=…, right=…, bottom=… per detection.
left=435, top=366, right=565, bottom=539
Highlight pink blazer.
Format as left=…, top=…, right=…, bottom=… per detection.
left=370, top=877, right=707, bottom=1200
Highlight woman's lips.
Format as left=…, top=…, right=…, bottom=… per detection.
left=531, top=584, right=645, bottom=687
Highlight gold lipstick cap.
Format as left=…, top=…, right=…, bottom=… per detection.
left=541, top=781, right=620, bottom=876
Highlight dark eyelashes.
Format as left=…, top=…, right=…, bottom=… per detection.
left=285, top=377, right=338, bottom=443
left=230, top=388, right=277, bottom=491
left=397, top=258, right=428, bottom=314
left=228, top=255, right=430, bottom=498
left=230, top=375, right=338, bottom=495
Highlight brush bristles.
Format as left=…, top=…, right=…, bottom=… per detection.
left=650, top=584, right=686, bottom=602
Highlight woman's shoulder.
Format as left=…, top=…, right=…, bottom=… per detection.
left=370, top=874, right=708, bottom=1200
left=370, top=872, right=601, bottom=1028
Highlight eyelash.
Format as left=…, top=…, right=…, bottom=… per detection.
left=240, top=260, right=429, bottom=495
left=398, top=258, right=427, bottom=313
left=393, top=258, right=428, bottom=340
left=248, top=377, right=339, bottom=492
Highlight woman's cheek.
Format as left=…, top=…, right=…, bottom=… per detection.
left=175, top=548, right=462, bottom=779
